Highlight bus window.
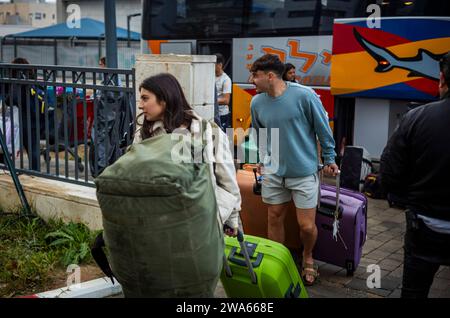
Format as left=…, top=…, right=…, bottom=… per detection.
left=246, top=0, right=365, bottom=36
left=247, top=0, right=317, bottom=36
left=142, top=0, right=245, bottom=40
left=246, top=0, right=450, bottom=37
left=377, top=0, right=450, bottom=16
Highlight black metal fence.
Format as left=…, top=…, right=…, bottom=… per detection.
left=0, top=63, right=136, bottom=186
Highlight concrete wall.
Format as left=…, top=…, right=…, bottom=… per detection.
left=0, top=173, right=102, bottom=230
left=28, top=3, right=57, bottom=27
left=134, top=54, right=216, bottom=121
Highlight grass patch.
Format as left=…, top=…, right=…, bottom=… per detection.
left=0, top=211, right=101, bottom=297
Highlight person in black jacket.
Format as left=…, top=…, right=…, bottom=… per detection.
left=380, top=51, right=450, bottom=298
left=3, top=58, right=41, bottom=171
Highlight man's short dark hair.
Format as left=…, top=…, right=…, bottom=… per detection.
left=99, top=56, right=106, bottom=65
left=250, top=54, right=285, bottom=78
left=439, top=52, right=450, bottom=85
left=215, top=53, right=225, bottom=65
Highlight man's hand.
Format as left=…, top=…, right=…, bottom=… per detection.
left=323, top=163, right=339, bottom=176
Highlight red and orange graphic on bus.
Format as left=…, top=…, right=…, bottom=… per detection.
left=331, top=17, right=450, bottom=101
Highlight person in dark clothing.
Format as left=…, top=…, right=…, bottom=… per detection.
left=380, top=51, right=450, bottom=298
left=3, top=58, right=40, bottom=171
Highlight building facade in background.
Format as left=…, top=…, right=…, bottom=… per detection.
left=0, top=0, right=56, bottom=27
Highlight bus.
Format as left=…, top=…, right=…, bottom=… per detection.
left=141, top=0, right=450, bottom=158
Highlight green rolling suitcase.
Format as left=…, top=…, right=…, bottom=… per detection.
left=221, top=231, right=308, bottom=298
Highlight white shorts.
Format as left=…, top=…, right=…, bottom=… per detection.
left=261, top=173, right=319, bottom=209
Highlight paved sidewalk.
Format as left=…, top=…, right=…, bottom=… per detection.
left=215, top=197, right=450, bottom=298
left=307, top=198, right=450, bottom=298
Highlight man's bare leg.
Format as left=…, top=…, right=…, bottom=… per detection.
left=267, top=203, right=289, bottom=244
left=296, top=207, right=318, bottom=283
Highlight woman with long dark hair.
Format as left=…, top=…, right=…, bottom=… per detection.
left=136, top=73, right=197, bottom=140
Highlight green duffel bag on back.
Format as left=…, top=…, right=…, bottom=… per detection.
left=94, top=129, right=224, bottom=298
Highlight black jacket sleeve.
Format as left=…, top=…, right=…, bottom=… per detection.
left=380, top=114, right=411, bottom=196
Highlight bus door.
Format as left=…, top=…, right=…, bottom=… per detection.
left=198, top=39, right=233, bottom=130
left=197, top=40, right=232, bottom=77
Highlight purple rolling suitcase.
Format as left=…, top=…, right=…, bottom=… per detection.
left=313, top=173, right=368, bottom=276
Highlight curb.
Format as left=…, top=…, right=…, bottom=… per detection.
left=23, top=277, right=123, bottom=298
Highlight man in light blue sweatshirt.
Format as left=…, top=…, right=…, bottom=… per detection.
left=250, top=54, right=339, bottom=286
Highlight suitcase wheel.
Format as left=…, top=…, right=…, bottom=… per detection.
left=346, top=260, right=355, bottom=276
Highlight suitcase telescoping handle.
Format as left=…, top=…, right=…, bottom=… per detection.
left=318, top=164, right=344, bottom=243
left=223, top=226, right=258, bottom=284
left=318, top=164, right=341, bottom=220
left=335, top=171, right=341, bottom=218
left=237, top=230, right=258, bottom=284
